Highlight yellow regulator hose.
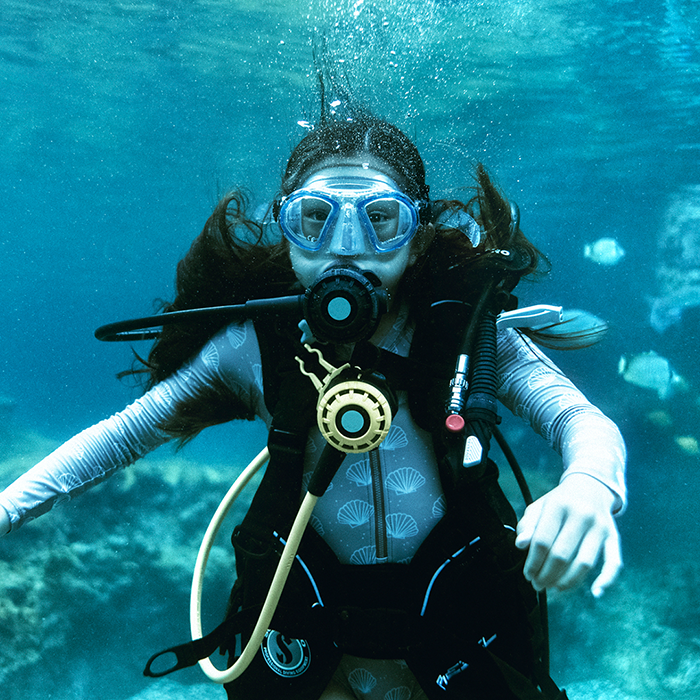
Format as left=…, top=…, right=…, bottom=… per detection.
left=189, top=446, right=319, bottom=684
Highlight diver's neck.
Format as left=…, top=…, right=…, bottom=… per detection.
left=368, top=297, right=408, bottom=348
left=329, top=300, right=406, bottom=363
left=369, top=310, right=397, bottom=346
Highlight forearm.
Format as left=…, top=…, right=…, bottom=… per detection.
left=498, top=328, right=627, bottom=512
left=556, top=408, right=626, bottom=513
left=0, top=322, right=265, bottom=533
left=0, top=387, right=173, bottom=532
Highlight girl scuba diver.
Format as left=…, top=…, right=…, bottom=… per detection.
left=0, top=106, right=626, bottom=700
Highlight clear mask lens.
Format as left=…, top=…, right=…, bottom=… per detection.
left=361, top=197, right=415, bottom=250
left=279, top=190, right=419, bottom=253
left=294, top=195, right=336, bottom=249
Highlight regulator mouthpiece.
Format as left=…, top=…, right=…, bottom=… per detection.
left=302, top=266, right=388, bottom=344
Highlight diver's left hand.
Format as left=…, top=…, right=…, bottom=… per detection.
left=515, top=473, right=622, bottom=597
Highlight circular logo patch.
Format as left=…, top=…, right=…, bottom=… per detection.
left=261, top=630, right=311, bottom=678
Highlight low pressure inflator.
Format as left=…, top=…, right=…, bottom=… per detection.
left=443, top=304, right=564, bottom=468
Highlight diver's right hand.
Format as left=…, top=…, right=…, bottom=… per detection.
left=0, top=508, right=10, bottom=536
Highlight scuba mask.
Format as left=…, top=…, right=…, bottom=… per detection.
left=276, top=171, right=423, bottom=254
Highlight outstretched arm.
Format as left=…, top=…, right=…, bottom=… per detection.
left=0, top=321, right=267, bottom=534
left=0, top=385, right=176, bottom=532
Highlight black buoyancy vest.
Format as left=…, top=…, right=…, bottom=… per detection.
left=144, top=274, right=568, bottom=700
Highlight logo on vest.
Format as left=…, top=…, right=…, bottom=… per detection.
left=261, top=630, right=311, bottom=677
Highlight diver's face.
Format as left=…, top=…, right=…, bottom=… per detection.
left=284, top=163, right=421, bottom=303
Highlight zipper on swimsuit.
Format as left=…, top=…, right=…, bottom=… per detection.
left=369, top=448, right=388, bottom=563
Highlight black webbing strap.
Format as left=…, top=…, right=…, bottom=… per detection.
left=349, top=341, right=417, bottom=391
left=144, top=605, right=261, bottom=677
left=487, top=651, right=569, bottom=700
left=237, top=368, right=317, bottom=546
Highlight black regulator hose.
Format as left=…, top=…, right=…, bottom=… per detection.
left=94, top=296, right=303, bottom=342
left=95, top=267, right=387, bottom=345
left=465, top=309, right=499, bottom=420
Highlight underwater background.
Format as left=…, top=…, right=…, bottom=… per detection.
left=1, top=0, right=699, bottom=698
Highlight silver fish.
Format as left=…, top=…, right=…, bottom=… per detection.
left=583, top=238, right=626, bottom=266
left=618, top=351, right=685, bottom=399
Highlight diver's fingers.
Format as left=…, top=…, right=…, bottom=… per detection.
left=551, top=518, right=622, bottom=595
left=549, top=526, right=605, bottom=592
left=590, top=525, right=622, bottom=598
left=515, top=498, right=544, bottom=550
left=519, top=500, right=567, bottom=587
left=527, top=508, right=595, bottom=591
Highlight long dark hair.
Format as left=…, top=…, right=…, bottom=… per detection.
left=131, top=114, right=549, bottom=441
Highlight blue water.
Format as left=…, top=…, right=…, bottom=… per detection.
left=1, top=0, right=699, bottom=698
